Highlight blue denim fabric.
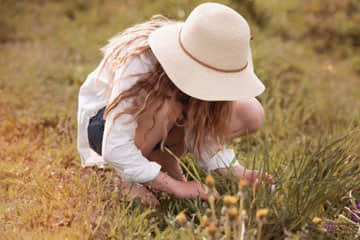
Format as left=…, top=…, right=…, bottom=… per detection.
left=87, top=106, right=162, bottom=156
left=87, top=107, right=106, bottom=155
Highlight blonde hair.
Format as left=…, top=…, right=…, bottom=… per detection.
left=99, top=15, right=234, bottom=159
left=99, top=15, right=173, bottom=80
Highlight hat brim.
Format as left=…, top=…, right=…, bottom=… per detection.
left=148, top=22, right=265, bottom=101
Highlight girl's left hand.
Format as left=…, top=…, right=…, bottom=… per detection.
left=237, top=168, right=274, bottom=189
left=216, top=165, right=274, bottom=189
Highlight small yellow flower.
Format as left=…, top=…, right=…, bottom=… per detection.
left=239, top=179, right=249, bottom=188
left=205, top=175, right=215, bottom=188
left=201, top=216, right=209, bottom=228
left=228, top=207, right=239, bottom=220
left=223, top=195, right=238, bottom=206
left=208, top=222, right=217, bottom=236
left=176, top=212, right=187, bottom=225
left=326, top=64, right=334, bottom=72
left=256, top=208, right=269, bottom=221
left=312, top=217, right=322, bottom=224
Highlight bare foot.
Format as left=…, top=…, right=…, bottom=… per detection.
left=114, top=176, right=160, bottom=208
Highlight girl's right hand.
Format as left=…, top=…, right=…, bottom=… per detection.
left=172, top=181, right=212, bottom=201
left=144, top=172, right=218, bottom=202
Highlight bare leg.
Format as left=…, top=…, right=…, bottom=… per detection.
left=226, top=98, right=269, bottom=183
left=228, top=98, right=264, bottom=140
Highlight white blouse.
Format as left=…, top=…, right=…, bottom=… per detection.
left=77, top=40, right=239, bottom=183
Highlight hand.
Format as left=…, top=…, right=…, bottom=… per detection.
left=216, top=165, right=274, bottom=189
left=172, top=181, right=219, bottom=201
left=115, top=176, right=160, bottom=208
left=238, top=168, right=273, bottom=189
left=144, top=172, right=219, bottom=202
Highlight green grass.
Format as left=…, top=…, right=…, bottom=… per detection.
left=1, top=0, right=360, bottom=239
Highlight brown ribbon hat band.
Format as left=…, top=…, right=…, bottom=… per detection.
left=178, top=27, right=249, bottom=73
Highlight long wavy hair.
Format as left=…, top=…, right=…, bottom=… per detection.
left=99, top=15, right=234, bottom=161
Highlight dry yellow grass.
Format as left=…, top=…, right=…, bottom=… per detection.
left=1, top=0, right=360, bottom=239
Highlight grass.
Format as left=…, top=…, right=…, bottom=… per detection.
left=1, top=0, right=360, bottom=239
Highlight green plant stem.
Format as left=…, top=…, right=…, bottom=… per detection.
left=209, top=192, right=216, bottom=221
left=257, top=222, right=263, bottom=240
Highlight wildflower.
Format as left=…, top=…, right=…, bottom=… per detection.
left=256, top=208, right=269, bottom=222
left=201, top=216, right=209, bottom=228
left=176, top=212, right=187, bottom=225
left=228, top=207, right=239, bottom=220
left=208, top=222, right=217, bottom=236
left=326, top=64, right=334, bottom=72
left=239, top=179, right=249, bottom=188
left=312, top=217, right=322, bottom=225
left=205, top=175, right=215, bottom=188
left=223, top=195, right=238, bottom=207
left=326, top=222, right=337, bottom=231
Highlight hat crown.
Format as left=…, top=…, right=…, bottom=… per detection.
left=180, top=2, right=251, bottom=70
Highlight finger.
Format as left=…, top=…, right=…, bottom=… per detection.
left=258, top=172, right=274, bottom=184
left=264, top=175, right=274, bottom=184
left=246, top=170, right=274, bottom=185
left=244, top=170, right=258, bottom=183
left=197, top=187, right=209, bottom=201
left=142, top=196, right=160, bottom=208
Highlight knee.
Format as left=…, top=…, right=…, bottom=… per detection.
left=234, top=98, right=264, bottom=134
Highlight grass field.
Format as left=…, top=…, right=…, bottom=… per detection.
left=1, top=0, right=360, bottom=239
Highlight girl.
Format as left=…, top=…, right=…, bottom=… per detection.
left=77, top=2, right=271, bottom=207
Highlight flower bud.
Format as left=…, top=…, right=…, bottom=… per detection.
left=256, top=208, right=269, bottom=221
left=208, top=222, right=217, bottom=236
left=228, top=207, right=238, bottom=220
left=312, top=217, right=321, bottom=225
left=176, top=212, right=187, bottom=225
left=205, top=175, right=215, bottom=188
left=223, top=195, right=238, bottom=207
left=201, top=216, right=209, bottom=228
left=239, top=179, right=249, bottom=188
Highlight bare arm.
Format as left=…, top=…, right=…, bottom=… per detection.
left=143, top=172, right=210, bottom=200
left=135, top=98, right=211, bottom=200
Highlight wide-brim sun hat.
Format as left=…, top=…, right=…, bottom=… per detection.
left=148, top=2, right=265, bottom=101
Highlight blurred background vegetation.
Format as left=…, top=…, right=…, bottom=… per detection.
left=0, top=0, right=359, bottom=239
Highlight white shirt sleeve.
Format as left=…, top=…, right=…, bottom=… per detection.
left=77, top=58, right=111, bottom=169
left=199, top=145, right=240, bottom=171
left=102, top=101, right=162, bottom=183
left=101, top=51, right=162, bottom=183
left=185, top=131, right=240, bottom=171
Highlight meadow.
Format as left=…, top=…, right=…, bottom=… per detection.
left=1, top=0, right=360, bottom=239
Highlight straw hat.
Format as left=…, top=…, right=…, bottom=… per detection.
left=148, top=2, right=265, bottom=101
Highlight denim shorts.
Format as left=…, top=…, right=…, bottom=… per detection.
left=87, top=106, right=162, bottom=156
